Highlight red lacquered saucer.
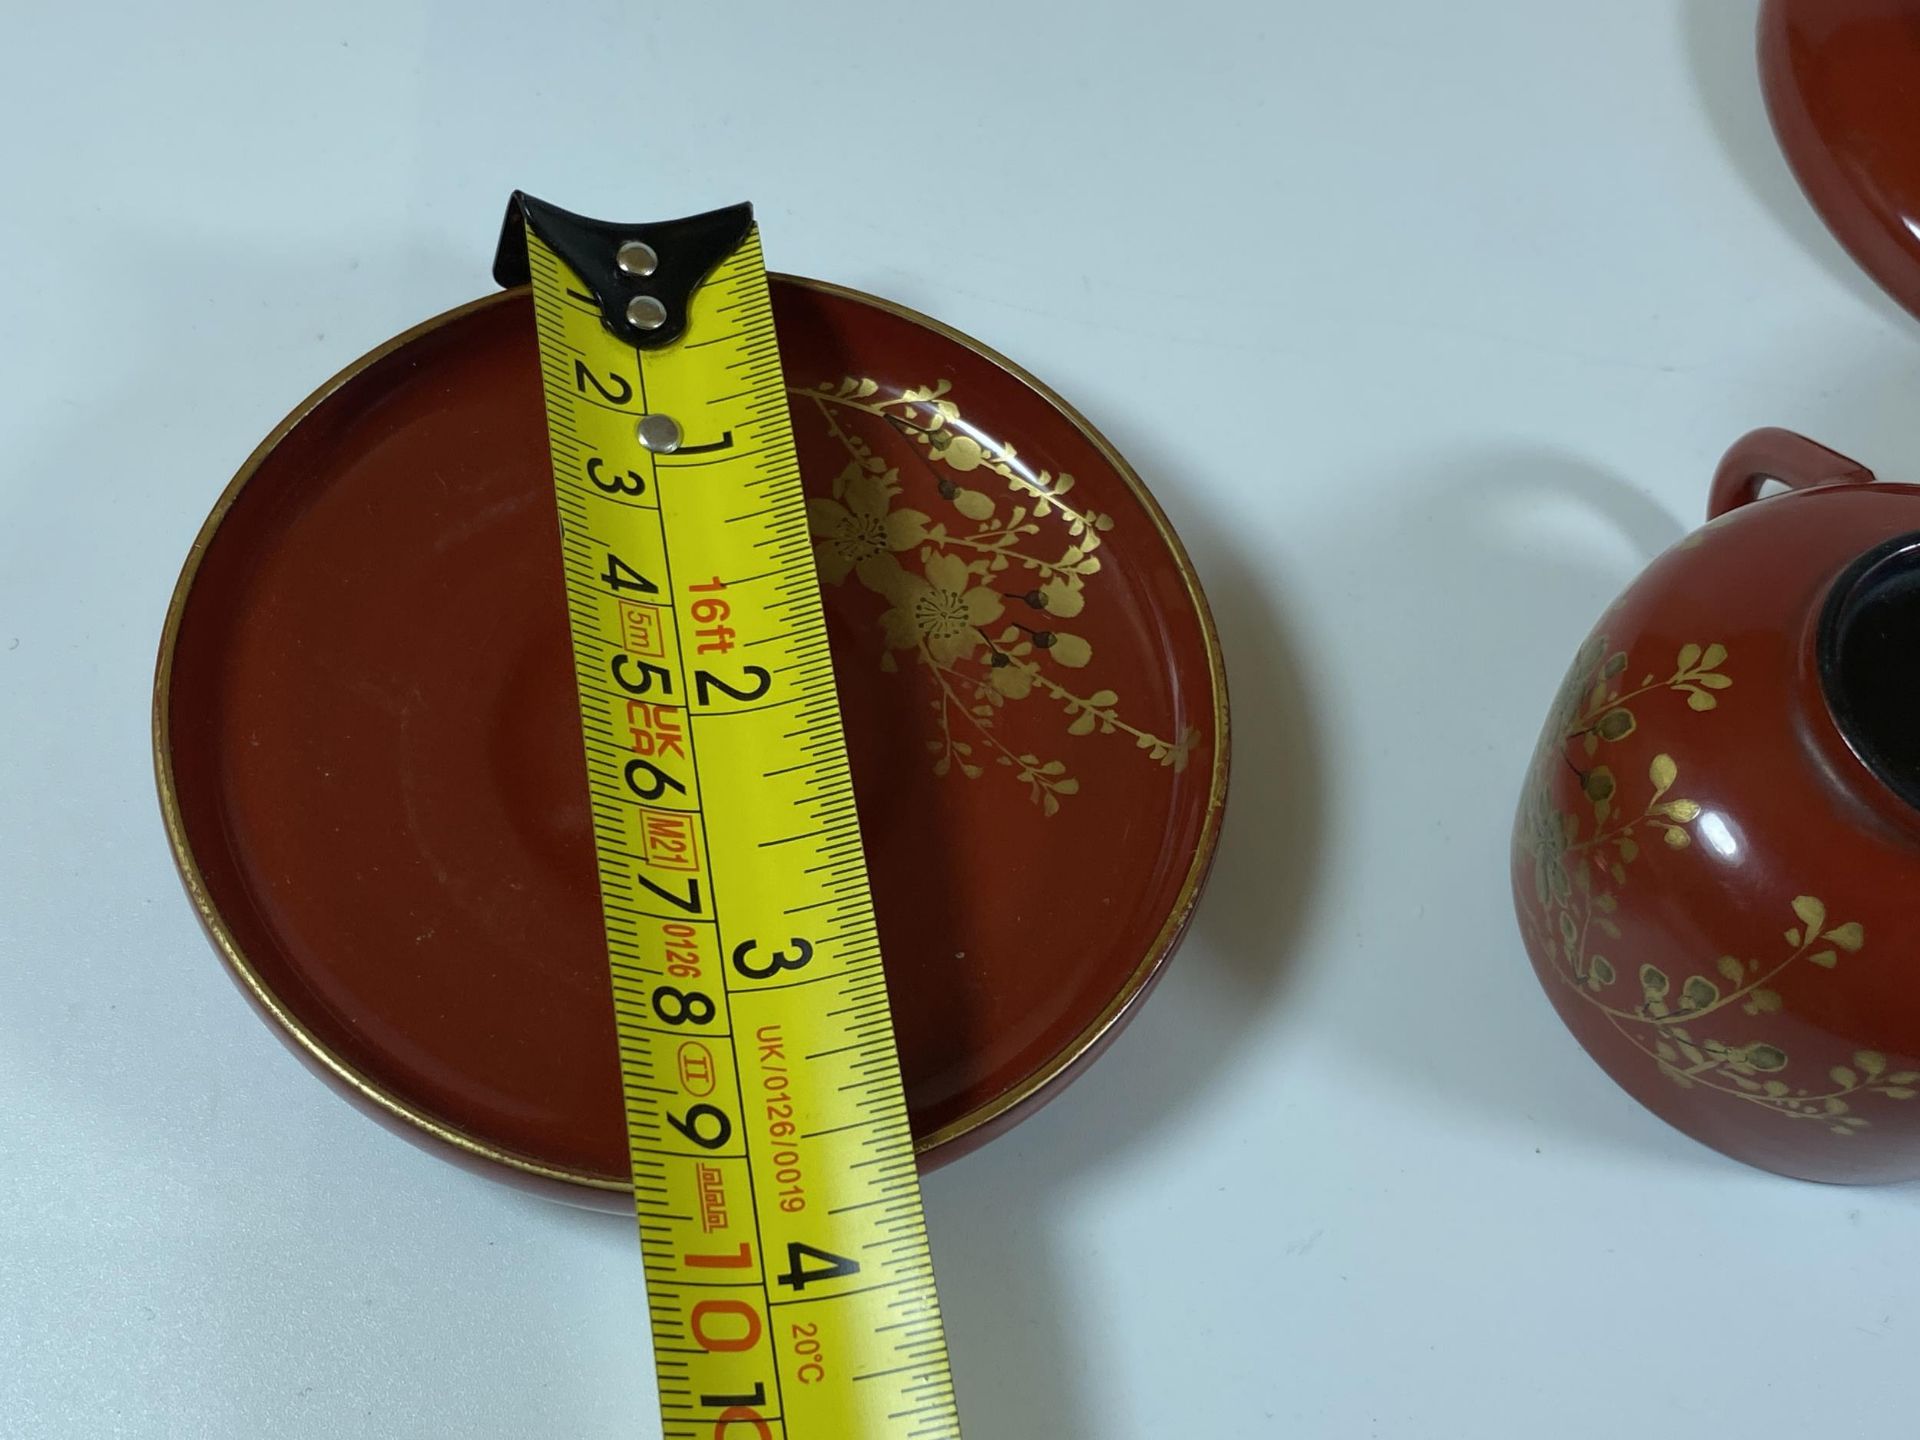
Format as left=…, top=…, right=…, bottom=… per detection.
left=155, top=277, right=1229, bottom=1207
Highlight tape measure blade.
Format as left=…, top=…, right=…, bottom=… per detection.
left=525, top=221, right=960, bottom=1440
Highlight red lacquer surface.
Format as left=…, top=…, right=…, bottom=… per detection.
left=158, top=281, right=1227, bottom=1204
left=1762, top=0, right=1920, bottom=322
left=1514, top=429, right=1920, bottom=1183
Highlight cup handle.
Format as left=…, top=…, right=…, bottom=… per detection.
left=1707, top=427, right=1877, bottom=520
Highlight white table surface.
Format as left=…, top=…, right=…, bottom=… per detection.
left=6, top=2, right=1920, bottom=1435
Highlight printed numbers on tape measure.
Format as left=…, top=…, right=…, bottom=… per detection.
left=622, top=697, right=690, bottom=815
left=690, top=1299, right=761, bottom=1353
left=573, top=359, right=635, bottom=408
left=585, top=457, right=647, bottom=497
left=775, top=1242, right=860, bottom=1292
left=688, top=578, right=732, bottom=655
left=683, top=577, right=773, bottom=706
left=602, top=551, right=658, bottom=596
left=674, top=429, right=736, bottom=456
left=700, top=1382, right=768, bottom=1407
left=668, top=1102, right=733, bottom=1149
left=624, top=755, right=687, bottom=804
left=685, top=1240, right=751, bottom=1271
left=636, top=871, right=702, bottom=915
left=662, top=920, right=707, bottom=978
left=613, top=656, right=674, bottom=698
left=527, top=227, right=960, bottom=1435
left=757, top=1023, right=807, bottom=1213
left=765, top=1113, right=809, bottom=1217
left=791, top=1323, right=825, bottom=1386
left=731, top=937, right=813, bottom=981
left=682, top=1245, right=778, bottom=1434
left=622, top=698, right=691, bottom=821
left=692, top=667, right=772, bottom=706
left=652, top=984, right=717, bottom=1026
left=671, top=1242, right=858, bottom=1428
left=704, top=1394, right=773, bottom=1440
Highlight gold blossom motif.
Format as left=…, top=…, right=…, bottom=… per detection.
left=806, top=463, right=929, bottom=586
left=1521, top=637, right=1914, bottom=1135
left=796, top=377, right=1199, bottom=814
left=875, top=552, right=1003, bottom=665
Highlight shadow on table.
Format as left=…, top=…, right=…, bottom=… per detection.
left=1323, top=444, right=1715, bottom=1172
left=493, top=419, right=1920, bottom=1438
left=896, top=418, right=1327, bottom=1438
left=502, top=462, right=1321, bottom=1435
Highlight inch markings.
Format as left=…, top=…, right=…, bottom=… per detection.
left=524, top=216, right=958, bottom=1440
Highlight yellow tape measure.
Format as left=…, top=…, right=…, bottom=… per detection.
left=506, top=196, right=960, bottom=1439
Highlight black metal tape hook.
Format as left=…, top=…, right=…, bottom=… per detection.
left=493, top=192, right=754, bottom=351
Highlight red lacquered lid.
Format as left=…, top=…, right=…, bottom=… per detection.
left=1762, top=0, right=1920, bottom=322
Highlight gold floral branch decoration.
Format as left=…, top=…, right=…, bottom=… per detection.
left=1521, top=636, right=1916, bottom=1134
left=795, top=379, right=1199, bottom=812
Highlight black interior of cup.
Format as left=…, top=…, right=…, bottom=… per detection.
left=1820, top=532, right=1920, bottom=809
